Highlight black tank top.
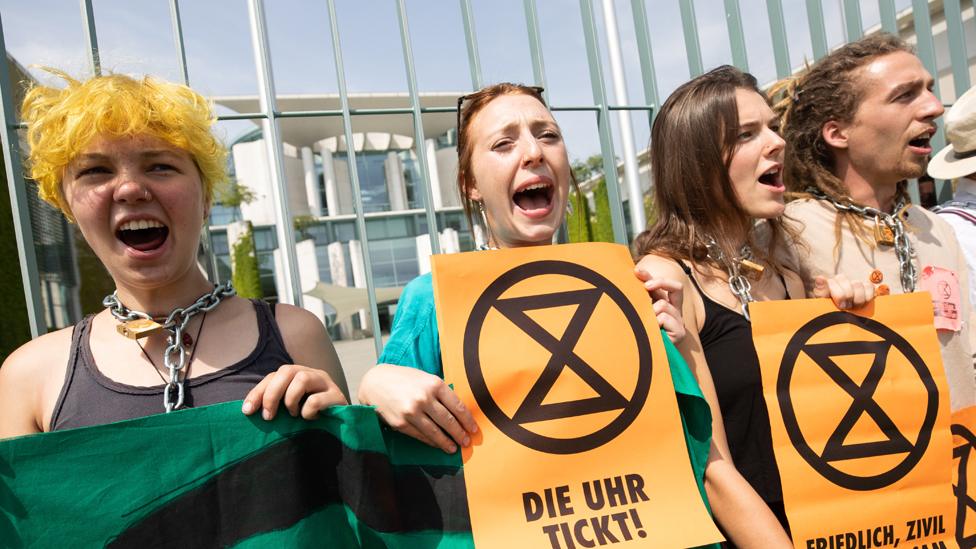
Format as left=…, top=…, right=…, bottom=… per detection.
left=51, top=299, right=293, bottom=431
left=682, top=263, right=790, bottom=534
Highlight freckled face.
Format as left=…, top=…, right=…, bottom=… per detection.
left=465, top=93, right=571, bottom=248
left=63, top=133, right=208, bottom=290
left=727, top=88, right=786, bottom=219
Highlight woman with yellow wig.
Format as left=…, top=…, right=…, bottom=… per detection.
left=0, top=71, right=348, bottom=437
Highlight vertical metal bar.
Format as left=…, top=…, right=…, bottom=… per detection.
left=724, top=0, right=749, bottom=71
left=0, top=14, right=46, bottom=337
left=630, top=0, right=659, bottom=122
left=169, top=0, right=190, bottom=85
left=459, top=0, right=483, bottom=90
left=602, top=0, right=645, bottom=234
left=805, top=0, right=828, bottom=60
left=245, top=0, right=303, bottom=307
left=678, top=0, right=704, bottom=76
left=395, top=0, right=440, bottom=257
left=766, top=0, right=791, bottom=79
left=169, top=0, right=219, bottom=284
left=944, top=0, right=971, bottom=98
left=842, top=0, right=863, bottom=41
left=912, top=1, right=942, bottom=107
left=878, top=0, right=898, bottom=34
left=326, top=0, right=383, bottom=356
left=579, top=0, right=627, bottom=244
left=911, top=0, right=950, bottom=201
left=79, top=0, right=101, bottom=76
left=523, top=0, right=548, bottom=95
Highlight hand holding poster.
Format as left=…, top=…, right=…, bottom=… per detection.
left=432, top=242, right=722, bottom=549
left=751, top=294, right=955, bottom=549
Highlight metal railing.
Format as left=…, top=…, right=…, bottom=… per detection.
left=0, top=0, right=970, bottom=351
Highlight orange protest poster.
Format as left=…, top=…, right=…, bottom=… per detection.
left=952, top=407, right=976, bottom=548
left=432, top=242, right=722, bottom=549
left=751, top=294, right=956, bottom=549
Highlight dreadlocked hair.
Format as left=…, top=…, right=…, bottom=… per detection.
left=632, top=65, right=796, bottom=275
left=770, top=33, right=913, bottom=246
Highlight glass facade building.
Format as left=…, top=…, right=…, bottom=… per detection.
left=1, top=0, right=974, bottom=375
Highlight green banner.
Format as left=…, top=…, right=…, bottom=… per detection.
left=0, top=402, right=473, bottom=548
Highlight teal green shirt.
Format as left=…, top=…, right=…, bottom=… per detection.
left=380, top=273, right=714, bottom=510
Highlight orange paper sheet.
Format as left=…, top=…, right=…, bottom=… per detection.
left=432, top=242, right=722, bottom=549
left=751, top=295, right=956, bottom=549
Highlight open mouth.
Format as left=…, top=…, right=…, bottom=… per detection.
left=758, top=167, right=784, bottom=189
left=513, top=181, right=555, bottom=214
left=907, top=135, right=932, bottom=152
left=116, top=219, right=169, bottom=252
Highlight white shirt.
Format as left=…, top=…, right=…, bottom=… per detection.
left=937, top=177, right=976, bottom=308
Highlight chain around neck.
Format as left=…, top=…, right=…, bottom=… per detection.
left=103, top=282, right=235, bottom=412
left=704, top=236, right=756, bottom=321
left=806, top=189, right=917, bottom=292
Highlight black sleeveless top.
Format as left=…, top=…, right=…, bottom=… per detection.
left=682, top=264, right=790, bottom=534
left=51, top=299, right=293, bottom=431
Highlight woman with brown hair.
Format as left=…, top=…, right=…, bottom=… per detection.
left=357, top=83, right=688, bottom=454
left=357, top=81, right=807, bottom=546
left=0, top=71, right=348, bottom=437
left=633, top=66, right=872, bottom=545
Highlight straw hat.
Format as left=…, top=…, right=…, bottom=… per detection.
left=929, top=86, right=976, bottom=180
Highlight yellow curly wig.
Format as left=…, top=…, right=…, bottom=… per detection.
left=20, top=69, right=227, bottom=218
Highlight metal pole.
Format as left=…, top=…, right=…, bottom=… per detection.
left=944, top=0, right=971, bottom=99
left=878, top=0, right=898, bottom=34
left=169, top=0, right=189, bottom=85
left=806, top=0, right=828, bottom=60
left=842, top=0, right=863, bottom=41
left=523, top=0, right=548, bottom=95
left=766, top=0, right=791, bottom=78
left=911, top=0, right=950, bottom=202
left=326, top=0, right=384, bottom=356
left=169, top=0, right=219, bottom=284
left=678, top=0, right=704, bottom=76
left=394, top=0, right=441, bottom=256
left=601, top=0, right=645, bottom=234
left=630, top=0, right=660, bottom=124
left=724, top=0, right=749, bottom=71
left=245, top=0, right=303, bottom=307
left=0, top=14, right=46, bottom=337
left=459, top=0, right=483, bottom=90
left=579, top=0, right=627, bottom=244
left=79, top=0, right=101, bottom=76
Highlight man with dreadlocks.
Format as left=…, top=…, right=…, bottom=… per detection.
left=774, top=33, right=975, bottom=413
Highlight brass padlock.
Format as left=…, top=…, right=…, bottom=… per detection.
left=738, top=258, right=765, bottom=280
left=873, top=216, right=895, bottom=246
left=117, top=318, right=165, bottom=339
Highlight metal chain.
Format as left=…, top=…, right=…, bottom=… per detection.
left=705, top=237, right=755, bottom=321
left=807, top=189, right=917, bottom=292
left=102, top=281, right=236, bottom=412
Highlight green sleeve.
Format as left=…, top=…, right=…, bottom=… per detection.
left=662, top=332, right=714, bottom=503
left=378, top=273, right=443, bottom=377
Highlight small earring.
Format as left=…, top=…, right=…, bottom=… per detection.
left=478, top=200, right=494, bottom=248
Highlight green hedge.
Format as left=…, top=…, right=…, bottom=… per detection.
left=231, top=225, right=262, bottom=300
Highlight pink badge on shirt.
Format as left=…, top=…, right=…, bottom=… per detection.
left=918, top=265, right=962, bottom=332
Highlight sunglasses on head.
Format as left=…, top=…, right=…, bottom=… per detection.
left=455, top=85, right=545, bottom=152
